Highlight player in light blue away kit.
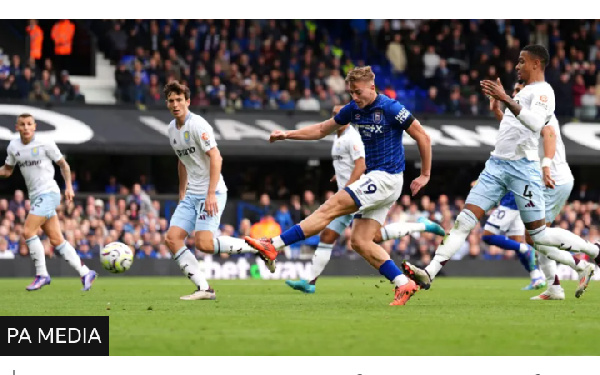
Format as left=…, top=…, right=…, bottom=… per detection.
left=402, top=45, right=600, bottom=295
left=491, top=80, right=594, bottom=300
left=481, top=86, right=545, bottom=291
left=246, top=66, right=434, bottom=306
left=163, top=81, right=274, bottom=301
left=0, top=113, right=97, bottom=291
left=480, top=190, right=545, bottom=290
left=285, top=105, right=445, bottom=294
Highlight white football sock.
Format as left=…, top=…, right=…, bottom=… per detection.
left=530, top=268, right=544, bottom=280
left=518, top=243, right=530, bottom=254
left=536, top=244, right=584, bottom=271
left=55, top=241, right=90, bottom=277
left=272, top=236, right=285, bottom=250
left=531, top=227, right=599, bottom=258
left=393, top=274, right=410, bottom=287
left=213, top=236, right=258, bottom=254
left=174, top=246, right=210, bottom=290
left=537, top=253, right=556, bottom=286
left=26, top=235, right=48, bottom=276
left=380, top=222, right=425, bottom=241
left=309, top=243, right=333, bottom=282
left=425, top=210, right=477, bottom=279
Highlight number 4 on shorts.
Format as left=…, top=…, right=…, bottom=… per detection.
left=523, top=185, right=533, bottom=198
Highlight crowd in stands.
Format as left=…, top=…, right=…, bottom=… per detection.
left=1, top=175, right=599, bottom=269
left=85, top=19, right=600, bottom=119
left=1, top=19, right=600, bottom=119
left=0, top=20, right=85, bottom=103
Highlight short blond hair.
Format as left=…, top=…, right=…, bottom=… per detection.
left=345, top=66, right=375, bottom=83
left=16, top=113, right=34, bottom=123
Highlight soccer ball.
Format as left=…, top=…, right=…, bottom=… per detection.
left=100, top=242, right=134, bottom=273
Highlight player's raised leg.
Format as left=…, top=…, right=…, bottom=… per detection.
left=351, top=218, right=417, bottom=306
left=42, top=213, right=96, bottom=291
left=23, top=212, right=51, bottom=291
left=246, top=189, right=358, bottom=260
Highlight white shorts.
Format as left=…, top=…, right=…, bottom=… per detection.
left=344, top=170, right=403, bottom=225
left=484, top=205, right=525, bottom=237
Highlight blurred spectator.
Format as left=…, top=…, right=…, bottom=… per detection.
left=51, top=20, right=75, bottom=76
left=423, top=86, right=445, bottom=114
left=573, top=74, right=587, bottom=118
left=296, top=88, right=320, bottom=111
left=0, top=237, right=15, bottom=259
left=28, top=81, right=50, bottom=102
left=107, top=22, right=129, bottom=62
left=9, top=190, right=25, bottom=213
left=580, top=86, right=598, bottom=119
left=105, top=176, right=120, bottom=194
left=386, top=33, right=406, bottom=74
left=26, top=20, right=44, bottom=61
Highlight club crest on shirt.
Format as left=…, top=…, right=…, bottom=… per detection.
left=373, top=110, right=382, bottom=124
left=31, top=147, right=39, bottom=156
left=354, top=114, right=360, bottom=121
left=183, top=131, right=191, bottom=143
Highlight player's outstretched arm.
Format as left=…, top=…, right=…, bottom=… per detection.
left=405, top=119, right=431, bottom=196
left=56, top=158, right=74, bottom=202
left=0, top=164, right=14, bottom=178
left=270, top=118, right=340, bottom=142
left=177, top=159, right=187, bottom=201
left=541, top=125, right=557, bottom=189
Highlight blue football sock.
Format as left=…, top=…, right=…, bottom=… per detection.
left=378, top=259, right=403, bottom=282
left=516, top=249, right=534, bottom=273
left=482, top=234, right=521, bottom=252
left=280, top=224, right=306, bottom=246
left=482, top=234, right=533, bottom=272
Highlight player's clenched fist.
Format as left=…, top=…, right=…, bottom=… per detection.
left=270, top=130, right=287, bottom=143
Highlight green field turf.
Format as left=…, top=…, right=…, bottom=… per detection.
left=1, top=276, right=599, bottom=356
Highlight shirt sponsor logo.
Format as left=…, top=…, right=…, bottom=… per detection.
left=176, top=147, right=196, bottom=157
left=18, top=160, right=42, bottom=168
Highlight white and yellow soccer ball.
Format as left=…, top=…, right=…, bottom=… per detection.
left=100, top=242, right=134, bottom=273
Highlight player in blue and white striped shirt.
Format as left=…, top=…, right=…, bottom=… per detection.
left=246, top=66, right=433, bottom=306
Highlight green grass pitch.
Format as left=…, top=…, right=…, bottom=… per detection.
left=1, top=276, right=598, bottom=355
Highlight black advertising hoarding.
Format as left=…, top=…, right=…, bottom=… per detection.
left=0, top=104, right=599, bottom=163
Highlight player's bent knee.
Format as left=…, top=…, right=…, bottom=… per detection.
left=373, top=230, right=383, bottom=243
left=320, top=228, right=339, bottom=244
left=48, top=236, right=64, bottom=247
left=528, top=225, right=547, bottom=244
left=165, top=229, right=185, bottom=250
left=195, top=236, right=214, bottom=254
left=455, top=209, right=478, bottom=233
left=22, top=229, right=37, bottom=241
left=350, top=237, right=367, bottom=253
